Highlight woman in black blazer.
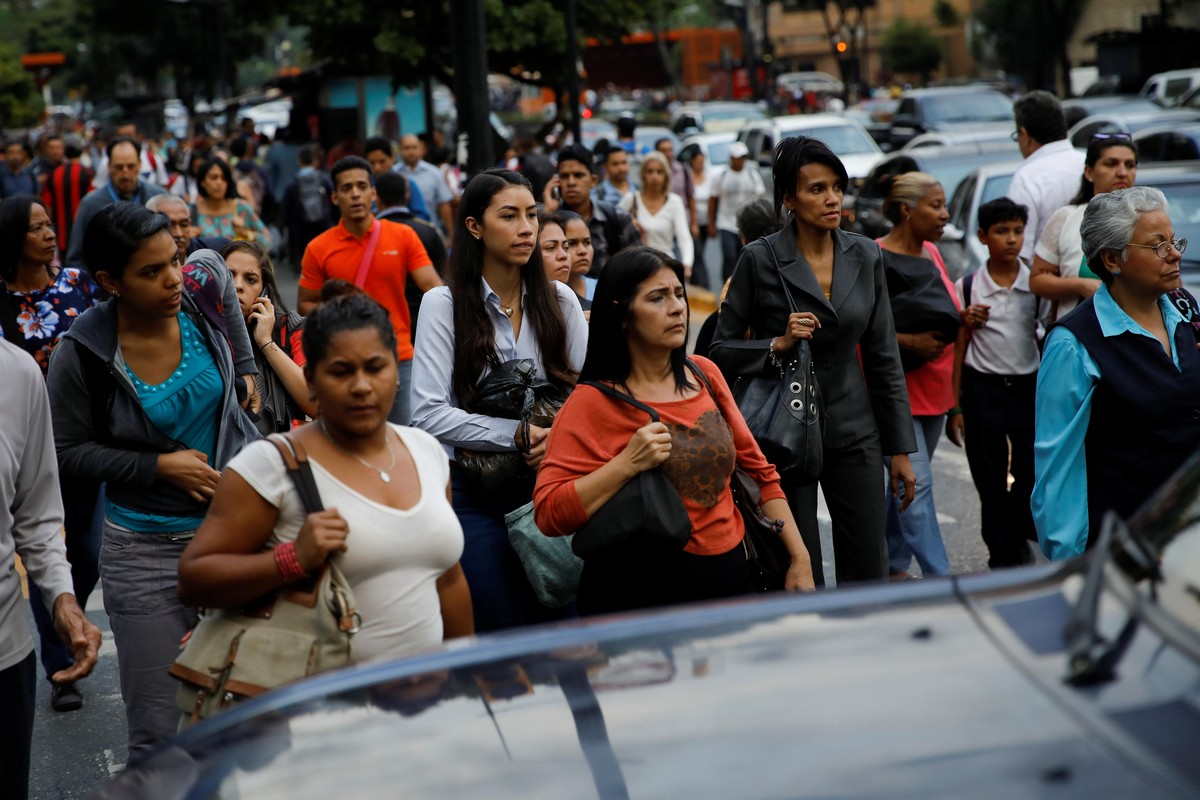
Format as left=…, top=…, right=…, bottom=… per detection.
left=710, top=137, right=917, bottom=588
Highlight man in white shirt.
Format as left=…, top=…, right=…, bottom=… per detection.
left=1006, top=91, right=1085, bottom=263
left=708, top=141, right=766, bottom=281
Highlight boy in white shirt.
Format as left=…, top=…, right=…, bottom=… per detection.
left=948, top=198, right=1041, bottom=568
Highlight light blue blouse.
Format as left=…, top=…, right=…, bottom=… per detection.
left=410, top=279, right=588, bottom=461
left=107, top=313, right=222, bottom=533
left=1031, top=285, right=1186, bottom=560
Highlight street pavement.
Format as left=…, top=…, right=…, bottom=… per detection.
left=26, top=240, right=1010, bottom=797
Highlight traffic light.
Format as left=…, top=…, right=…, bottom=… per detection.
left=836, top=40, right=848, bottom=53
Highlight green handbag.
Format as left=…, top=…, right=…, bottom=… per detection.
left=505, top=501, right=582, bottom=608
left=169, top=434, right=361, bottom=725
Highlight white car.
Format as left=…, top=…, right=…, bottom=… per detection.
left=736, top=113, right=885, bottom=192
left=678, top=130, right=739, bottom=185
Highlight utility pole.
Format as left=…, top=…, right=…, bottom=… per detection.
left=565, top=0, right=581, bottom=145
left=451, top=0, right=494, bottom=176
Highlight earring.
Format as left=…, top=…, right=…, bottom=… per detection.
left=1112, top=269, right=1121, bottom=276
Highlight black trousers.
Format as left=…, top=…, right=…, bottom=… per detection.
left=960, top=367, right=1037, bottom=568
left=0, top=651, right=36, bottom=800
left=782, top=430, right=888, bottom=588
left=577, top=538, right=754, bottom=617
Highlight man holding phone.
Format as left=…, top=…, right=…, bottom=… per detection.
left=542, top=143, right=639, bottom=276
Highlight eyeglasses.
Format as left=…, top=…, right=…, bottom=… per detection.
left=1127, top=238, right=1188, bottom=259
left=27, top=223, right=55, bottom=235
left=1091, top=132, right=1133, bottom=143
left=1010, top=130, right=1020, bottom=141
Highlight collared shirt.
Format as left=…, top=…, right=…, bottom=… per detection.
left=410, top=279, right=589, bottom=460
left=1031, top=286, right=1186, bottom=560
left=595, top=179, right=629, bottom=205
left=0, top=166, right=38, bottom=199
left=954, top=263, right=1040, bottom=375
left=299, top=217, right=433, bottom=361
left=1006, top=139, right=1086, bottom=263
left=397, top=160, right=452, bottom=218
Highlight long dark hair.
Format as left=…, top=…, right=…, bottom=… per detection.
left=0, top=195, right=42, bottom=283
left=197, top=156, right=239, bottom=200
left=579, top=246, right=693, bottom=394
left=1069, top=136, right=1139, bottom=206
left=220, top=240, right=291, bottom=315
left=448, top=168, right=574, bottom=405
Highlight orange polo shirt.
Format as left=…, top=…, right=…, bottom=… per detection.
left=299, top=218, right=432, bottom=361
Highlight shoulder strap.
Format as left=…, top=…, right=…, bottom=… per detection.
left=354, top=220, right=383, bottom=288
left=759, top=239, right=799, bottom=314
left=962, top=271, right=974, bottom=307
left=581, top=380, right=660, bottom=423
left=268, top=433, right=326, bottom=514
left=75, top=346, right=115, bottom=444
left=0, top=290, right=20, bottom=344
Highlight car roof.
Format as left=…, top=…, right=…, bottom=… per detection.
left=1135, top=160, right=1200, bottom=179
left=761, top=113, right=864, bottom=129
left=1134, top=121, right=1200, bottom=138
left=902, top=86, right=1009, bottom=98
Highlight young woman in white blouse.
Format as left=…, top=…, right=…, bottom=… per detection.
left=620, top=151, right=695, bottom=279
left=179, top=290, right=473, bottom=664
left=410, top=169, right=588, bottom=632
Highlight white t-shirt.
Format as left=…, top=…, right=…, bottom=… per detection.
left=955, top=265, right=1040, bottom=375
left=619, top=191, right=695, bottom=267
left=1034, top=204, right=1088, bottom=321
left=227, top=425, right=464, bottom=664
left=713, top=166, right=766, bottom=234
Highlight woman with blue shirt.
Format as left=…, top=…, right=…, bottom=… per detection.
left=411, top=169, right=587, bottom=632
left=1032, top=186, right=1197, bottom=559
left=46, top=202, right=260, bottom=762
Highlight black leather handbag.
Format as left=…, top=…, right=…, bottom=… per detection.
left=733, top=243, right=825, bottom=481
left=455, top=359, right=567, bottom=493
left=570, top=381, right=692, bottom=559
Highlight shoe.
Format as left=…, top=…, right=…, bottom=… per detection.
left=51, top=682, right=83, bottom=712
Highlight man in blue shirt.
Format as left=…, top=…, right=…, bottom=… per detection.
left=398, top=134, right=454, bottom=237
left=1, top=139, right=39, bottom=199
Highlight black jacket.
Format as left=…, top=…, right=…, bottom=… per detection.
left=710, top=223, right=916, bottom=456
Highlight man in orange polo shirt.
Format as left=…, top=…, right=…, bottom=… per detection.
left=298, top=156, right=443, bottom=424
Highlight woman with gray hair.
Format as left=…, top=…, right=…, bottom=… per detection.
left=1032, top=185, right=1196, bottom=559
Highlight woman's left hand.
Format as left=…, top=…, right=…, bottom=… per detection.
left=889, top=453, right=917, bottom=512
left=249, top=295, right=276, bottom=347
left=784, top=556, right=816, bottom=592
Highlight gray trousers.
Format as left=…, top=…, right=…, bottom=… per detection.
left=100, top=521, right=198, bottom=765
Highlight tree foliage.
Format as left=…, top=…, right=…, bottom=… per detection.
left=882, top=19, right=943, bottom=83
left=976, top=0, right=1088, bottom=94
left=0, top=40, right=43, bottom=125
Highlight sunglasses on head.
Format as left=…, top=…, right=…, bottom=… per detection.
left=1091, top=132, right=1133, bottom=142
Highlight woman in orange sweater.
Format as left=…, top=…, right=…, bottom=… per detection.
left=534, top=247, right=814, bottom=615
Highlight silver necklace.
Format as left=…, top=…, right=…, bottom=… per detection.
left=318, top=418, right=397, bottom=483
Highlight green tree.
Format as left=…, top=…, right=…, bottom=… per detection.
left=977, top=0, right=1088, bottom=94
left=882, top=18, right=943, bottom=84
left=0, top=40, right=43, bottom=125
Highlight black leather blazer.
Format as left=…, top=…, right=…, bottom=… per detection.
left=709, top=222, right=917, bottom=456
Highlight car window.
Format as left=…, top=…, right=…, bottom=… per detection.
left=1071, top=120, right=1120, bottom=148
left=980, top=174, right=1014, bottom=206
left=1166, top=133, right=1200, bottom=161
left=897, top=98, right=916, bottom=118
left=919, top=158, right=990, bottom=201
left=1165, top=78, right=1193, bottom=102
left=706, top=139, right=735, bottom=167
left=779, top=123, right=877, bottom=155
left=1137, top=133, right=1169, bottom=161
left=1149, top=180, right=1200, bottom=261
left=919, top=93, right=1013, bottom=124
left=758, top=133, right=774, bottom=161
left=947, top=173, right=976, bottom=229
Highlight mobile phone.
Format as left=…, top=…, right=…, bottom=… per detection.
left=259, top=287, right=270, bottom=300
left=551, top=185, right=561, bottom=201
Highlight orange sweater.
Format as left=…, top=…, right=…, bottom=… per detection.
left=534, top=356, right=785, bottom=556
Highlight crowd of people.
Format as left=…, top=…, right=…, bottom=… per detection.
left=0, top=87, right=1195, bottom=800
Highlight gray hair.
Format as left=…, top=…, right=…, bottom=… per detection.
left=145, top=193, right=188, bottom=214
left=883, top=171, right=941, bottom=225
left=1079, top=186, right=1169, bottom=284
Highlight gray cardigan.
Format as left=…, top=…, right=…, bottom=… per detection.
left=47, top=259, right=261, bottom=520
left=710, top=224, right=917, bottom=457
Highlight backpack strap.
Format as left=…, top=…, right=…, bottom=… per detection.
left=962, top=271, right=974, bottom=307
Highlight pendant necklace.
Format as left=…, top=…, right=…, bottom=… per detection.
left=319, top=418, right=396, bottom=483
left=498, top=290, right=521, bottom=318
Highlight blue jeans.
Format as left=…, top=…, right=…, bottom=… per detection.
left=100, top=521, right=199, bottom=765
left=884, top=415, right=951, bottom=577
left=449, top=467, right=573, bottom=633
left=388, top=358, right=413, bottom=426
left=28, top=479, right=105, bottom=682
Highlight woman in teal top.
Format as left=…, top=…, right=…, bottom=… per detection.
left=190, top=155, right=273, bottom=250
left=46, top=202, right=260, bottom=762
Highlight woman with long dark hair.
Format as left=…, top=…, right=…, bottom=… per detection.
left=710, top=136, right=917, bottom=589
left=535, top=247, right=813, bottom=615
left=0, top=194, right=102, bottom=712
left=46, top=202, right=260, bottom=762
left=411, top=168, right=587, bottom=632
left=190, top=156, right=272, bottom=248
left=221, top=240, right=314, bottom=433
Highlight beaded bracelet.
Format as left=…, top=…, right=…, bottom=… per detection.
left=274, top=541, right=310, bottom=582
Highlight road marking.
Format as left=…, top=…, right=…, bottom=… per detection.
left=102, top=748, right=125, bottom=776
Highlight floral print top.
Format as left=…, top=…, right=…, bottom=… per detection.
left=190, top=199, right=274, bottom=250
left=0, top=267, right=100, bottom=377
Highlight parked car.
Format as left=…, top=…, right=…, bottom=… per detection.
left=99, top=448, right=1200, bottom=799
left=938, top=160, right=1022, bottom=279
left=1180, top=86, right=1200, bottom=111
left=1133, top=123, right=1200, bottom=163
left=737, top=113, right=884, bottom=193
left=902, top=129, right=1014, bottom=151
left=1139, top=68, right=1200, bottom=107
left=845, top=140, right=1021, bottom=241
left=1067, top=109, right=1200, bottom=149
left=670, top=102, right=767, bottom=136
left=776, top=70, right=844, bottom=97
left=840, top=97, right=899, bottom=149
left=1061, top=96, right=1160, bottom=129
left=1138, top=161, right=1200, bottom=293
left=678, top=131, right=739, bottom=184
left=887, top=87, right=1014, bottom=149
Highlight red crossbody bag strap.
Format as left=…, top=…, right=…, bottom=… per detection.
left=354, top=220, right=383, bottom=288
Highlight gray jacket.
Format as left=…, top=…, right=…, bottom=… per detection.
left=710, top=225, right=917, bottom=456
left=47, top=259, right=261, bottom=520
left=64, top=181, right=167, bottom=270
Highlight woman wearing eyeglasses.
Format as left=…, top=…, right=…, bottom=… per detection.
left=1029, top=134, right=1138, bottom=322
left=1032, top=186, right=1197, bottom=559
